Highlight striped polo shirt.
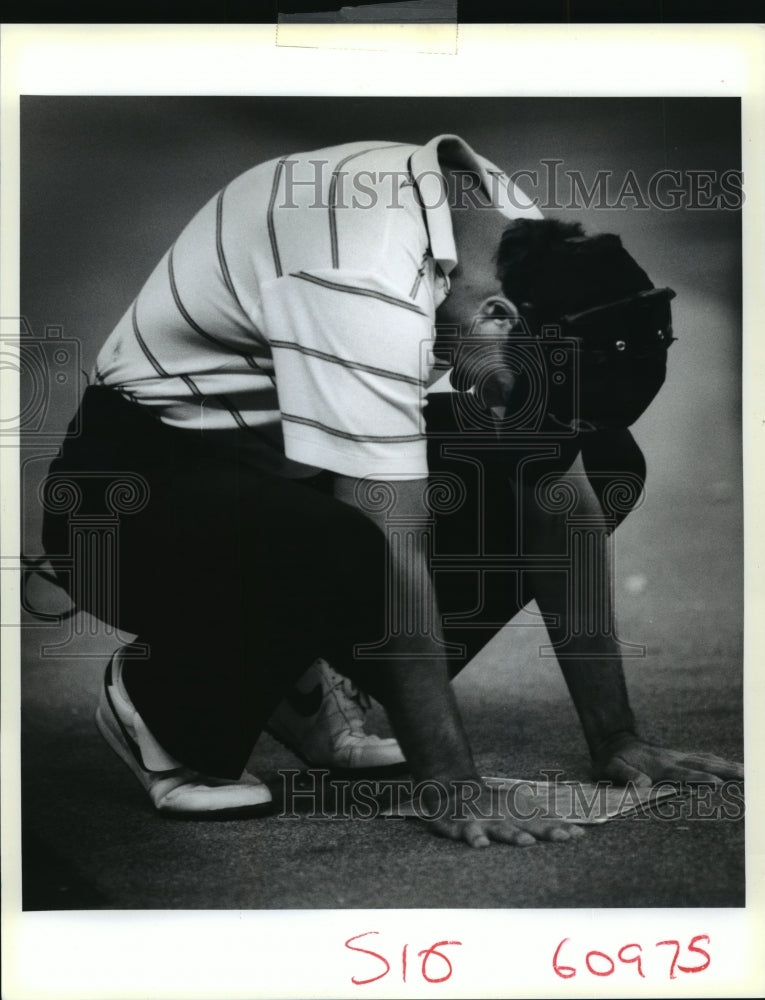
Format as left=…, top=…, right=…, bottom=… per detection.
left=93, top=134, right=541, bottom=480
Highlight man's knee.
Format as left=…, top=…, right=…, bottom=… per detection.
left=522, top=465, right=617, bottom=551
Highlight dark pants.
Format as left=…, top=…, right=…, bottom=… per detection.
left=43, top=387, right=570, bottom=777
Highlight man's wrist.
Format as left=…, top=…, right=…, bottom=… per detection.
left=590, top=729, right=641, bottom=765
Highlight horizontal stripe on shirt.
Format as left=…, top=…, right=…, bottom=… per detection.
left=269, top=339, right=427, bottom=387
left=282, top=412, right=425, bottom=443
left=290, top=270, right=427, bottom=315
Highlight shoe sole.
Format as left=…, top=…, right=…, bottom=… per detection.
left=95, top=702, right=274, bottom=820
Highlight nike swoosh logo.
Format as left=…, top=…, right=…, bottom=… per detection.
left=284, top=683, right=323, bottom=718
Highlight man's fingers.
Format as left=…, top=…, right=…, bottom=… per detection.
left=487, top=824, right=536, bottom=847
left=563, top=822, right=586, bottom=838
left=547, top=827, right=572, bottom=842
left=430, top=816, right=585, bottom=848
left=492, top=820, right=584, bottom=844
left=678, top=754, right=744, bottom=781
left=603, top=748, right=744, bottom=787
left=462, top=822, right=490, bottom=848
left=659, top=766, right=723, bottom=786
left=463, top=820, right=536, bottom=848
left=532, top=821, right=585, bottom=842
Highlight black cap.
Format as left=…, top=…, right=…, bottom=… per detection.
left=497, top=220, right=655, bottom=330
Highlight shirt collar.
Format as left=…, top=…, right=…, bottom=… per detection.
left=409, top=134, right=542, bottom=277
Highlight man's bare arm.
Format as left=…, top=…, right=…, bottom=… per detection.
left=521, top=469, right=743, bottom=786
left=332, top=473, right=584, bottom=846
left=332, top=474, right=478, bottom=785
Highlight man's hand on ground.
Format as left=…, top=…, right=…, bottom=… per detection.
left=423, top=781, right=585, bottom=848
left=593, top=733, right=744, bottom=787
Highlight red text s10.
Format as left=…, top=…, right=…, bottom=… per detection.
left=345, top=931, right=462, bottom=985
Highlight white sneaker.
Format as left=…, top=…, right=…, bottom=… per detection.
left=266, top=659, right=407, bottom=775
left=95, top=648, right=273, bottom=817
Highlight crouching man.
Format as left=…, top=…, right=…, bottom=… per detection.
left=41, top=134, right=742, bottom=846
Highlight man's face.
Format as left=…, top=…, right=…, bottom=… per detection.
left=433, top=255, right=520, bottom=408
left=435, top=266, right=514, bottom=328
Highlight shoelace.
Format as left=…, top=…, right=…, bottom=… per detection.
left=322, top=662, right=371, bottom=709
left=341, top=677, right=372, bottom=712
left=324, top=667, right=372, bottom=733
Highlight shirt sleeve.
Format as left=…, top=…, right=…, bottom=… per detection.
left=261, top=267, right=435, bottom=480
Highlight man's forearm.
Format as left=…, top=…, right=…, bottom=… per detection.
left=545, top=642, right=638, bottom=758
left=333, top=475, right=479, bottom=784
left=378, top=656, right=479, bottom=784
left=521, top=479, right=638, bottom=758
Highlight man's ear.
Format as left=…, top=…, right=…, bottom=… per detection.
left=467, top=295, right=519, bottom=338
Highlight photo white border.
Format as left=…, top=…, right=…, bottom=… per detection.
left=2, top=22, right=763, bottom=1000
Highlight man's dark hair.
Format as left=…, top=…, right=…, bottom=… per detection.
left=496, top=218, right=654, bottom=330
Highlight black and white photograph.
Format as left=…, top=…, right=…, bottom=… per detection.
left=276, top=1, right=458, bottom=23
left=2, top=23, right=763, bottom=1000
